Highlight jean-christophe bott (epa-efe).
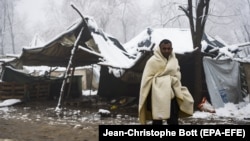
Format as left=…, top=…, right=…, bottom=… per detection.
left=102, top=128, right=198, bottom=138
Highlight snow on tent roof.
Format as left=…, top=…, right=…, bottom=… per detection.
left=88, top=18, right=135, bottom=69
left=6, top=18, right=103, bottom=69
left=120, top=27, right=197, bottom=76
left=6, top=16, right=135, bottom=69
left=124, top=28, right=194, bottom=55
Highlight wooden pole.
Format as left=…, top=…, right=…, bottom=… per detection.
left=55, top=27, right=84, bottom=111
left=55, top=3, right=89, bottom=112
left=66, top=67, right=75, bottom=98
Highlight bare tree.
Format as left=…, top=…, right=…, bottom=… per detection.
left=88, top=0, right=119, bottom=31
left=179, top=0, right=210, bottom=109
left=151, top=0, right=188, bottom=28
left=236, top=0, right=250, bottom=42
left=107, top=0, right=140, bottom=43
left=0, top=0, right=7, bottom=55
left=7, top=1, right=15, bottom=54
left=0, top=0, right=16, bottom=55
left=120, top=0, right=129, bottom=42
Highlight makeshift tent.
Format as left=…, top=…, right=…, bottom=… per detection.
left=203, top=57, right=243, bottom=108
left=1, top=16, right=135, bottom=101
left=202, top=42, right=250, bottom=108
left=235, top=44, right=250, bottom=101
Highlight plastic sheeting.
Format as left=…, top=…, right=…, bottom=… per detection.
left=203, top=57, right=244, bottom=108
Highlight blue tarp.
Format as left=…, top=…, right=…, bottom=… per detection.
left=203, top=57, right=244, bottom=108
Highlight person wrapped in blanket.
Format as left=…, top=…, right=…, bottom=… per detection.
left=138, top=39, right=194, bottom=125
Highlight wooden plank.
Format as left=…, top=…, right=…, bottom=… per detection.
left=0, top=81, right=51, bottom=100
left=0, top=82, right=27, bottom=100
left=29, top=81, right=50, bottom=99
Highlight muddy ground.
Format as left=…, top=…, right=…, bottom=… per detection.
left=0, top=96, right=250, bottom=141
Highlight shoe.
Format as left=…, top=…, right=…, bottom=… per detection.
left=198, top=97, right=216, bottom=113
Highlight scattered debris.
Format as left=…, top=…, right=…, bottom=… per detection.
left=110, top=96, right=137, bottom=109
left=0, top=99, right=23, bottom=107
left=98, top=108, right=111, bottom=117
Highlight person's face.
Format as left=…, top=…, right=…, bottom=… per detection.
left=160, top=43, right=172, bottom=59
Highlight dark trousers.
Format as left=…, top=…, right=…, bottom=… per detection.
left=152, top=98, right=179, bottom=125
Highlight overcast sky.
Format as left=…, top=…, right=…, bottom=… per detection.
left=16, top=0, right=47, bottom=24
left=15, top=0, right=154, bottom=25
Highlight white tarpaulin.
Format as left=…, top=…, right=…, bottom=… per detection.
left=203, top=57, right=244, bottom=108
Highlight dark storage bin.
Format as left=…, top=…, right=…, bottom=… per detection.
left=49, top=75, right=82, bottom=99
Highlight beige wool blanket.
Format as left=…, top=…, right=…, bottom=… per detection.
left=138, top=45, right=194, bottom=124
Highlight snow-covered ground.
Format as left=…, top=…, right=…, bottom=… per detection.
left=0, top=91, right=250, bottom=125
